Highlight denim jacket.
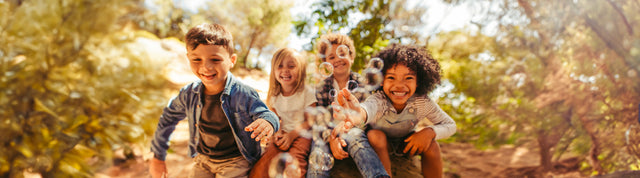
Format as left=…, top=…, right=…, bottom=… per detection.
left=150, top=72, right=279, bottom=165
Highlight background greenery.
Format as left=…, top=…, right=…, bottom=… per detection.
left=1, top=0, right=638, bottom=177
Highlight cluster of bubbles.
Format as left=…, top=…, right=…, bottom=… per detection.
left=268, top=40, right=387, bottom=176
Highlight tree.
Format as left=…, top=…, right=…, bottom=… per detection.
left=0, top=0, right=170, bottom=176
left=435, top=0, right=640, bottom=174
left=294, top=0, right=428, bottom=72
left=202, top=0, right=293, bottom=69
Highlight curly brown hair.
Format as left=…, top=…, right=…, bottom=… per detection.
left=374, top=44, right=441, bottom=96
left=316, top=33, right=356, bottom=61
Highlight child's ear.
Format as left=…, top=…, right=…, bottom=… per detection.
left=230, top=54, right=237, bottom=66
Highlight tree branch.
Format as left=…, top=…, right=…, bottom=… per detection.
left=606, top=0, right=633, bottom=35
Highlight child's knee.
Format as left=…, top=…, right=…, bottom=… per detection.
left=367, top=129, right=387, bottom=147
left=423, top=140, right=441, bottom=159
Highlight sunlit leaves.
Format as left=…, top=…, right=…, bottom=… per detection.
left=0, top=0, right=170, bottom=177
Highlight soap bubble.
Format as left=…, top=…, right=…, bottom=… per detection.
left=336, top=45, right=350, bottom=59
left=363, top=68, right=383, bottom=91
left=308, top=148, right=334, bottom=171
left=329, top=89, right=338, bottom=99
left=347, top=80, right=359, bottom=93
left=367, top=57, right=384, bottom=70
left=318, top=62, right=334, bottom=78
left=269, top=153, right=301, bottom=178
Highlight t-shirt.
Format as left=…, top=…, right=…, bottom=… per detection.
left=269, top=86, right=318, bottom=132
left=360, top=91, right=456, bottom=139
left=197, top=93, right=241, bottom=159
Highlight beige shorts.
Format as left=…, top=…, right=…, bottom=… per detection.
left=189, top=154, right=250, bottom=178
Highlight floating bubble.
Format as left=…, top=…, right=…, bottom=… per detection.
left=336, top=45, right=350, bottom=59
left=329, top=89, right=338, bottom=99
left=347, top=80, right=359, bottom=93
left=363, top=68, right=383, bottom=91
left=309, top=148, right=334, bottom=171
left=368, top=57, right=384, bottom=70
left=318, top=62, right=334, bottom=78
left=269, top=153, right=301, bottom=178
left=308, top=73, right=325, bottom=88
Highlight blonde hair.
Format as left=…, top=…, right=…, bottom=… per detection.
left=316, top=33, right=356, bottom=62
left=266, top=48, right=307, bottom=108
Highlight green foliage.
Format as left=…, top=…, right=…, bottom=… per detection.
left=0, top=0, right=170, bottom=177
left=294, top=0, right=423, bottom=72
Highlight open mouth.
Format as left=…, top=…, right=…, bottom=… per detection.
left=332, top=61, right=346, bottom=69
left=279, top=75, right=292, bottom=81
left=200, top=73, right=216, bottom=80
left=391, top=91, right=408, bottom=97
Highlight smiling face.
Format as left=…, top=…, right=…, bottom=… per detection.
left=187, top=44, right=237, bottom=95
left=323, top=44, right=353, bottom=77
left=274, top=56, right=300, bottom=95
left=382, top=64, right=417, bottom=112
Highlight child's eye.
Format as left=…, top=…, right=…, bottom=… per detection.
left=191, top=58, right=202, bottom=62
left=385, top=76, right=395, bottom=80
left=406, top=76, right=415, bottom=80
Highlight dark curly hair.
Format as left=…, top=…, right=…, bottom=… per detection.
left=374, top=44, right=441, bottom=96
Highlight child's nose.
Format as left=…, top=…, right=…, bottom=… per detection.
left=204, top=61, right=215, bottom=70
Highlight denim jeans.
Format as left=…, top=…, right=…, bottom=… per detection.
left=306, top=128, right=389, bottom=178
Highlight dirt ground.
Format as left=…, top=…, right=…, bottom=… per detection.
left=95, top=120, right=586, bottom=178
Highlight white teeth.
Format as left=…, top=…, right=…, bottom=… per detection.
left=280, top=76, right=292, bottom=80
left=391, top=91, right=407, bottom=96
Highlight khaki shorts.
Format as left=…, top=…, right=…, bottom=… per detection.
left=190, top=154, right=250, bottom=178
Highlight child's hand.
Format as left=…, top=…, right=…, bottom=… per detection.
left=404, top=128, right=436, bottom=156
left=149, top=157, right=168, bottom=178
left=245, top=119, right=274, bottom=145
left=275, top=130, right=297, bottom=151
left=334, top=88, right=366, bottom=125
left=330, top=119, right=353, bottom=140
left=336, top=88, right=360, bottom=111
left=329, top=137, right=348, bottom=160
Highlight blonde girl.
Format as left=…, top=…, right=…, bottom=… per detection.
left=249, top=48, right=317, bottom=177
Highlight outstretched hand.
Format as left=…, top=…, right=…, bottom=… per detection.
left=245, top=118, right=275, bottom=145
left=404, top=128, right=436, bottom=156
left=334, top=88, right=366, bottom=125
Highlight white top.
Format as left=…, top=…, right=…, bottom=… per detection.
left=269, top=86, right=318, bottom=132
left=361, top=91, right=456, bottom=139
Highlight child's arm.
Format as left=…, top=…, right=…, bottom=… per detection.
left=150, top=91, right=188, bottom=178
left=417, top=98, right=457, bottom=140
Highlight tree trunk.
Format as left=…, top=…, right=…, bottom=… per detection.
left=537, top=131, right=554, bottom=172
left=579, top=116, right=604, bottom=174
